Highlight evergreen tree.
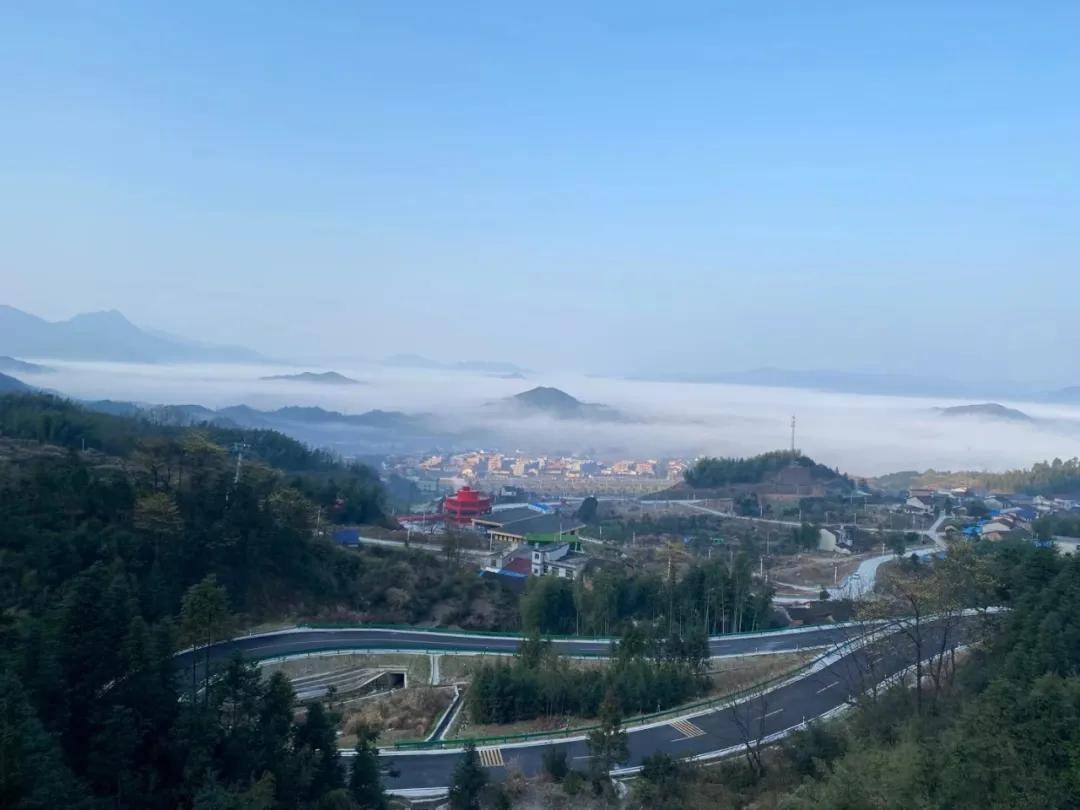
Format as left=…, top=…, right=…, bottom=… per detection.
left=180, top=575, right=230, bottom=702
left=347, top=724, right=386, bottom=810
left=586, top=690, right=629, bottom=795
left=449, top=742, right=487, bottom=810
left=0, top=671, right=88, bottom=809
left=295, top=702, right=344, bottom=801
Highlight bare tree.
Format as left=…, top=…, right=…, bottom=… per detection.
left=729, top=692, right=771, bottom=777
left=858, top=547, right=987, bottom=714
left=828, top=612, right=893, bottom=709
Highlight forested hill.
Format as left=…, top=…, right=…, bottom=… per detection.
left=0, top=392, right=400, bottom=615
left=0, top=393, right=440, bottom=807
left=683, top=450, right=850, bottom=489
left=873, top=457, right=1080, bottom=497
left=0, top=392, right=385, bottom=481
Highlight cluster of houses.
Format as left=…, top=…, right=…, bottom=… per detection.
left=952, top=510, right=1037, bottom=543
left=470, top=504, right=592, bottom=590
left=900, top=486, right=1080, bottom=545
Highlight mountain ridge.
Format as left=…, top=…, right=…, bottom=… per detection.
left=0, top=372, right=32, bottom=394
left=936, top=402, right=1033, bottom=422
left=0, top=356, right=52, bottom=374
left=0, top=304, right=264, bottom=363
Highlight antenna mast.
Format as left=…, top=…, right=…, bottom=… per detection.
left=790, top=415, right=796, bottom=454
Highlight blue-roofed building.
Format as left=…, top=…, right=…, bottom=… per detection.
left=332, top=528, right=361, bottom=547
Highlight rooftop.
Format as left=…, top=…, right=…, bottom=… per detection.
left=491, top=512, right=585, bottom=538
left=472, top=506, right=543, bottom=527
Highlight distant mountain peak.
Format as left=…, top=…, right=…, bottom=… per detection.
left=936, top=402, right=1032, bottom=422
left=0, top=304, right=264, bottom=364
left=496, top=386, right=624, bottom=421
left=68, top=308, right=132, bottom=323
left=512, top=386, right=582, bottom=408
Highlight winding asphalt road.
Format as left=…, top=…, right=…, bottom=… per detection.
left=378, top=617, right=981, bottom=796
left=175, top=622, right=868, bottom=680
left=175, top=611, right=980, bottom=796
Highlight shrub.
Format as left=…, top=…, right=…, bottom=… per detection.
left=563, top=770, right=584, bottom=796
left=542, top=746, right=569, bottom=781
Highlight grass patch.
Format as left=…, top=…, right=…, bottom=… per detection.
left=707, top=651, right=817, bottom=696
left=338, top=686, right=454, bottom=747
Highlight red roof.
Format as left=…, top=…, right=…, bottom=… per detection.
left=502, top=557, right=532, bottom=576
left=443, top=486, right=492, bottom=519
left=445, top=486, right=486, bottom=503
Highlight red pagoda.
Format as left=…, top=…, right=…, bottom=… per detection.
left=442, top=486, right=492, bottom=521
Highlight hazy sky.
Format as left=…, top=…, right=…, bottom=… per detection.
left=3, top=2, right=1079, bottom=381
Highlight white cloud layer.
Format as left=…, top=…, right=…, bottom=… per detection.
left=25, top=360, right=1080, bottom=477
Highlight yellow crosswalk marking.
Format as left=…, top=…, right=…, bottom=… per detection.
left=478, top=747, right=505, bottom=767
left=669, top=719, right=706, bottom=739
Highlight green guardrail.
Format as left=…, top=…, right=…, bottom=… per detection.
left=390, top=626, right=887, bottom=751
left=300, top=622, right=611, bottom=641
left=247, top=643, right=609, bottom=659
left=297, top=619, right=859, bottom=642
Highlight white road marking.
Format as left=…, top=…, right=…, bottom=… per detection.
left=764, top=709, right=784, bottom=719
left=668, top=719, right=706, bottom=741
left=816, top=680, right=840, bottom=694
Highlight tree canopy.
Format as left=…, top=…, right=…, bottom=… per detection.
left=683, top=450, right=845, bottom=489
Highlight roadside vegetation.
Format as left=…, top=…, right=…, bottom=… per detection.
left=466, top=630, right=708, bottom=726
left=450, top=540, right=1080, bottom=809
left=520, top=554, right=775, bottom=638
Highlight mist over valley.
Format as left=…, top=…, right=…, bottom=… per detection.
left=7, top=358, right=1079, bottom=476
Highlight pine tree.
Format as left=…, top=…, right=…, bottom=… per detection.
left=449, top=742, right=487, bottom=810
left=586, top=689, right=629, bottom=795
left=347, top=724, right=386, bottom=809
left=180, top=575, right=229, bottom=702
left=296, top=702, right=344, bottom=800
left=0, top=671, right=88, bottom=808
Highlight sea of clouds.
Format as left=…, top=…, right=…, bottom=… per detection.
left=20, top=359, right=1080, bottom=477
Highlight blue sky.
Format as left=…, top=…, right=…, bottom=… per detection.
left=2, top=2, right=1078, bottom=382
